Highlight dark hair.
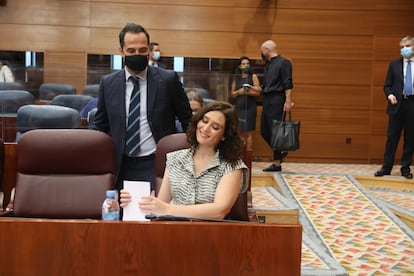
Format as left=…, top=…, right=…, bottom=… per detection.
left=150, top=42, right=159, bottom=50
left=238, top=56, right=252, bottom=74
left=187, top=101, right=243, bottom=166
left=119, top=23, right=150, bottom=49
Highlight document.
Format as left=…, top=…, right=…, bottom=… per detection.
left=122, top=180, right=151, bottom=221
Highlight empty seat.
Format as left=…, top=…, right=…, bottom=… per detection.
left=0, top=82, right=25, bottom=91
left=82, top=84, right=99, bottom=98
left=12, top=129, right=116, bottom=219
left=51, top=94, right=94, bottom=112
left=0, top=90, right=35, bottom=114
left=38, top=82, right=76, bottom=101
left=16, top=105, right=80, bottom=140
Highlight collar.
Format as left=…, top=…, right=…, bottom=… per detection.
left=125, top=67, right=147, bottom=82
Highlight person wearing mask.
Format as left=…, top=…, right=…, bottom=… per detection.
left=120, top=101, right=248, bottom=220
left=230, top=56, right=261, bottom=150
left=148, top=42, right=166, bottom=68
left=375, top=36, right=414, bottom=179
left=91, top=23, right=193, bottom=191
left=259, top=40, right=294, bottom=172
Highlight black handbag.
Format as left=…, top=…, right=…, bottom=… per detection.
left=271, top=111, right=300, bottom=152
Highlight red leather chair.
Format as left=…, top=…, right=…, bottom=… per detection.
left=154, top=133, right=252, bottom=221
left=11, top=129, right=115, bottom=219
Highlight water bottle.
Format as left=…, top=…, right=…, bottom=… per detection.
left=102, top=190, right=120, bottom=221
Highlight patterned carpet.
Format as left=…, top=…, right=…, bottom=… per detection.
left=263, top=173, right=414, bottom=275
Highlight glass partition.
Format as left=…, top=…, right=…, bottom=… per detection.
left=0, top=51, right=266, bottom=142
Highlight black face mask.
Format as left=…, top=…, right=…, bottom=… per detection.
left=125, top=55, right=148, bottom=72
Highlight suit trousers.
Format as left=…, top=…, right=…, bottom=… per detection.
left=383, top=96, right=414, bottom=170
left=260, top=92, right=286, bottom=161
left=116, top=154, right=156, bottom=191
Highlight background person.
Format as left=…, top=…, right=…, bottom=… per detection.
left=259, top=40, right=294, bottom=172
left=120, top=101, right=248, bottom=220
left=0, top=60, right=15, bottom=82
left=230, top=56, right=261, bottom=150
left=91, top=23, right=192, bottom=191
left=375, top=36, right=414, bottom=179
left=148, top=42, right=166, bottom=68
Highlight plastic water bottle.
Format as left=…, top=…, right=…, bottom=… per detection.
left=102, top=190, right=120, bottom=221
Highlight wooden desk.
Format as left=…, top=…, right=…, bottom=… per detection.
left=0, top=219, right=302, bottom=275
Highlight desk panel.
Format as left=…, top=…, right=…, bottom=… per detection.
left=0, top=219, right=302, bottom=275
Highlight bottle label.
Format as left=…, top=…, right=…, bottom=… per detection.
left=102, top=211, right=119, bottom=221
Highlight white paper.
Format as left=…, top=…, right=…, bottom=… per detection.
left=122, top=180, right=151, bottom=221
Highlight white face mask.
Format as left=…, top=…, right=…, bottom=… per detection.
left=401, top=46, right=413, bottom=59
left=152, top=51, right=161, bottom=61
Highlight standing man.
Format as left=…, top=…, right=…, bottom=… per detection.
left=260, top=40, right=294, bottom=172
left=91, top=23, right=193, bottom=190
left=375, top=36, right=414, bottom=179
left=149, top=42, right=166, bottom=68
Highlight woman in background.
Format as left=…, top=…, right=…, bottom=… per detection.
left=230, top=56, right=261, bottom=150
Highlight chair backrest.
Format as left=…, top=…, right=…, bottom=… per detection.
left=38, top=82, right=76, bottom=101
left=154, top=133, right=251, bottom=221
left=0, top=82, right=25, bottom=91
left=155, top=133, right=190, bottom=194
left=82, top=84, right=99, bottom=98
left=0, top=90, right=35, bottom=113
left=13, top=129, right=116, bottom=219
left=16, top=105, right=81, bottom=140
left=51, top=94, right=94, bottom=112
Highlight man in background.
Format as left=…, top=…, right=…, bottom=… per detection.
left=375, top=36, right=414, bottom=179
left=259, top=40, right=294, bottom=172
left=149, top=42, right=166, bottom=68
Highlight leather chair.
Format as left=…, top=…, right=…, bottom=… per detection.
left=16, top=104, right=81, bottom=140
left=154, top=133, right=252, bottom=221
left=12, top=129, right=115, bottom=219
left=82, top=84, right=99, bottom=98
left=0, top=90, right=35, bottom=113
left=38, top=82, right=76, bottom=101
left=0, top=82, right=25, bottom=91
left=51, top=94, right=94, bottom=112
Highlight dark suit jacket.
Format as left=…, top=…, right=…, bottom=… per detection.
left=92, top=66, right=192, bottom=179
left=384, top=58, right=404, bottom=115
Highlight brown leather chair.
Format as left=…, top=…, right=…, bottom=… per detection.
left=154, top=133, right=251, bottom=221
left=12, top=129, right=116, bottom=219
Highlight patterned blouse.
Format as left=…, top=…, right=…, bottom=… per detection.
left=166, top=148, right=249, bottom=205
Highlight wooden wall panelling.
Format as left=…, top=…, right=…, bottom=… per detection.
left=294, top=84, right=371, bottom=110
left=0, top=0, right=91, bottom=26
left=374, top=10, right=414, bottom=35
left=0, top=25, right=90, bottom=52
left=44, top=51, right=87, bottom=93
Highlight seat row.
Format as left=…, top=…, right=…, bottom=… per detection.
left=0, top=82, right=99, bottom=99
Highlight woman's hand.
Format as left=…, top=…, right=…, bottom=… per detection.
left=119, top=189, right=131, bottom=208
left=139, top=195, right=169, bottom=215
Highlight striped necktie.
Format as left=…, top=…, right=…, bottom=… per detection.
left=125, top=76, right=141, bottom=156
left=404, top=60, right=412, bottom=96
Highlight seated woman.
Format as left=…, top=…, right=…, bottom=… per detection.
left=120, top=101, right=248, bottom=220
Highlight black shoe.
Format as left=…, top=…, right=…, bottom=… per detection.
left=374, top=168, right=390, bottom=177
left=263, top=164, right=282, bottom=172
left=401, top=168, right=413, bottom=179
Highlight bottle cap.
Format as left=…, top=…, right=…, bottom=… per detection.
left=106, top=190, right=116, bottom=198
